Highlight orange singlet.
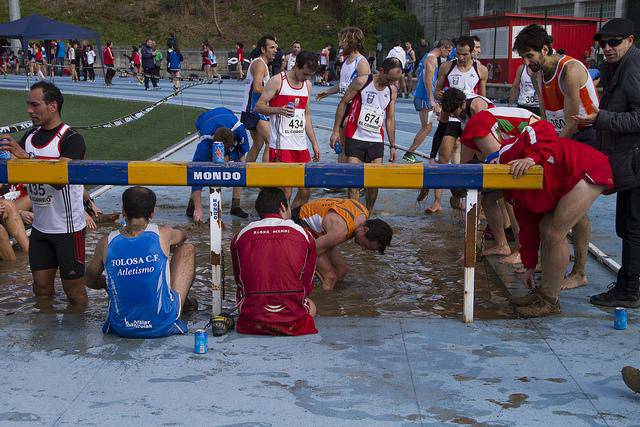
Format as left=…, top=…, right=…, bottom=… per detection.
left=297, top=198, right=369, bottom=239
left=538, top=55, right=599, bottom=134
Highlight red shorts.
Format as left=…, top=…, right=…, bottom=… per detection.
left=236, top=313, right=317, bottom=336
left=269, top=148, right=311, bottom=163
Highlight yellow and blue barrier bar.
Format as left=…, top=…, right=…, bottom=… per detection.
left=0, top=160, right=543, bottom=190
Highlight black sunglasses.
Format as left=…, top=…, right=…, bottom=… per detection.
left=598, top=37, right=626, bottom=48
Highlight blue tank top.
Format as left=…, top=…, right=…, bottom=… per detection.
left=103, top=223, right=187, bottom=338
left=414, top=51, right=440, bottom=100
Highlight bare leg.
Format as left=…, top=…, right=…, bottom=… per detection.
left=500, top=200, right=522, bottom=264
left=347, top=156, right=363, bottom=201
left=315, top=252, right=339, bottom=291
left=481, top=192, right=511, bottom=256
left=407, top=108, right=433, bottom=154
left=561, top=215, right=590, bottom=290
left=32, top=269, right=57, bottom=297
left=327, top=247, right=349, bottom=282
left=61, top=277, right=88, bottom=307
left=539, top=181, right=604, bottom=302
left=169, top=243, right=196, bottom=307
left=427, top=135, right=456, bottom=213
left=1, top=200, right=29, bottom=252
left=365, top=157, right=383, bottom=212
left=0, top=225, right=16, bottom=261
left=246, top=127, right=266, bottom=163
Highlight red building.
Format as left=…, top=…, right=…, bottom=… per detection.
left=466, top=13, right=602, bottom=84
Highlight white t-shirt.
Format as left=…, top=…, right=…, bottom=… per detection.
left=86, top=50, right=96, bottom=65
left=386, top=46, right=406, bottom=68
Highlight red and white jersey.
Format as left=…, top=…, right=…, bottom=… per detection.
left=444, top=59, right=481, bottom=94
left=268, top=72, right=310, bottom=151
left=460, top=107, right=539, bottom=151
left=538, top=55, right=599, bottom=134
left=343, top=75, right=392, bottom=142
left=231, top=214, right=317, bottom=336
left=24, top=124, right=86, bottom=234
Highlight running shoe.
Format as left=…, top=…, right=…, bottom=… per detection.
left=211, top=313, right=235, bottom=336
left=230, top=206, right=249, bottom=219
left=515, top=296, right=561, bottom=318
left=509, top=288, right=543, bottom=307
left=589, top=282, right=640, bottom=308
left=402, top=152, right=418, bottom=163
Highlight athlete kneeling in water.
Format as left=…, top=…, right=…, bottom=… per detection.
left=85, top=186, right=196, bottom=338
left=292, top=198, right=392, bottom=290
left=231, top=188, right=317, bottom=336
left=498, top=121, right=613, bottom=317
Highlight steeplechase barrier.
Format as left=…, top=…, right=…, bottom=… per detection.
left=0, top=160, right=543, bottom=323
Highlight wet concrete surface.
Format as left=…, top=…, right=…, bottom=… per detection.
left=0, top=75, right=637, bottom=425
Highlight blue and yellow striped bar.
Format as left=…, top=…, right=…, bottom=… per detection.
left=0, top=160, right=543, bottom=190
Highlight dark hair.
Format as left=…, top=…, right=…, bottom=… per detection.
left=379, top=56, right=402, bottom=73
left=236, top=42, right=243, bottom=48
left=394, top=40, right=402, bottom=46
left=440, top=87, right=467, bottom=113
left=513, top=24, right=553, bottom=54
left=295, top=51, right=319, bottom=71
left=257, top=34, right=276, bottom=53
left=556, top=48, right=566, bottom=55
left=30, top=81, right=64, bottom=113
left=213, top=127, right=234, bottom=151
left=291, top=40, right=301, bottom=46
left=457, top=36, right=475, bottom=52
left=122, top=186, right=156, bottom=220
left=364, top=219, right=393, bottom=254
left=255, top=188, right=288, bottom=217
left=471, top=35, right=481, bottom=43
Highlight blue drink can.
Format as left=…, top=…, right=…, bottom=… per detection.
left=0, top=146, right=10, bottom=160
left=614, top=307, right=628, bottom=330
left=334, top=141, right=342, bottom=155
left=194, top=329, right=208, bottom=353
left=212, top=141, right=225, bottom=163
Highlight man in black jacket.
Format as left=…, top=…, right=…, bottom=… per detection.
left=574, top=19, right=640, bottom=308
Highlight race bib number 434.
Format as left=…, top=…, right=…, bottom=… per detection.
left=357, top=105, right=383, bottom=132
left=283, top=109, right=305, bottom=135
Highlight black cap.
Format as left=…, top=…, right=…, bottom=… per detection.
left=594, top=18, right=635, bottom=41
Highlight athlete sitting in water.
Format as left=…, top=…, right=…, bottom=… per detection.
left=85, top=186, right=196, bottom=338
left=188, top=107, right=251, bottom=220
left=0, top=193, right=29, bottom=261
left=498, top=121, right=613, bottom=317
left=231, top=188, right=317, bottom=336
left=292, top=198, right=392, bottom=290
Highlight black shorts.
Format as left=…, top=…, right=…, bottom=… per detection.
left=345, top=137, right=384, bottom=163
left=444, top=119, right=463, bottom=139
left=516, top=104, right=540, bottom=116
left=29, top=228, right=85, bottom=279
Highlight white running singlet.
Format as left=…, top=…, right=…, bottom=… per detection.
left=243, top=57, right=270, bottom=112
left=444, top=59, right=480, bottom=94
left=517, top=65, right=538, bottom=107
left=338, top=54, right=365, bottom=97
left=268, top=72, right=310, bottom=150
left=24, top=124, right=86, bottom=234
left=343, top=76, right=392, bottom=142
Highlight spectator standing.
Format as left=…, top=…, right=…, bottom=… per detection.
left=328, top=43, right=337, bottom=81
left=572, top=19, right=640, bottom=308
left=34, top=42, right=45, bottom=80
left=403, top=41, right=416, bottom=98
left=85, top=44, right=96, bottom=82
left=166, top=33, right=179, bottom=50
left=54, top=39, right=65, bottom=76
left=68, top=41, right=78, bottom=82
left=319, top=44, right=329, bottom=83
left=236, top=42, right=245, bottom=79
left=168, top=47, right=183, bottom=93
left=387, top=40, right=407, bottom=95
left=141, top=39, right=158, bottom=90
left=271, top=46, right=283, bottom=76
left=103, top=41, right=115, bottom=86
left=124, top=45, right=143, bottom=85
left=152, top=41, right=163, bottom=84
left=415, top=39, right=429, bottom=64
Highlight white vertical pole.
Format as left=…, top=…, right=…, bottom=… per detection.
left=210, top=187, right=223, bottom=316
left=463, top=189, right=479, bottom=323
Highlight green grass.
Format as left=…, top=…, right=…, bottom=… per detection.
left=0, top=89, right=204, bottom=160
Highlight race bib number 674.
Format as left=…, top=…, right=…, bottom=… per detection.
left=358, top=105, right=383, bottom=132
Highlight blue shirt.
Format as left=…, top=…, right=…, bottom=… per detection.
left=56, top=41, right=65, bottom=58
left=191, top=108, right=250, bottom=192
left=103, top=224, right=187, bottom=338
left=168, top=50, right=182, bottom=70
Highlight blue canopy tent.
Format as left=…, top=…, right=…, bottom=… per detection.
left=0, top=14, right=102, bottom=69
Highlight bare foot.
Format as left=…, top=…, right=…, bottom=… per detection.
left=425, top=201, right=442, bottom=214
left=482, top=244, right=512, bottom=256
left=561, top=272, right=588, bottom=290
left=499, top=251, right=522, bottom=265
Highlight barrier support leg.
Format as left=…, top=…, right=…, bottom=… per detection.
left=210, top=187, right=223, bottom=316
left=463, top=189, right=478, bottom=323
